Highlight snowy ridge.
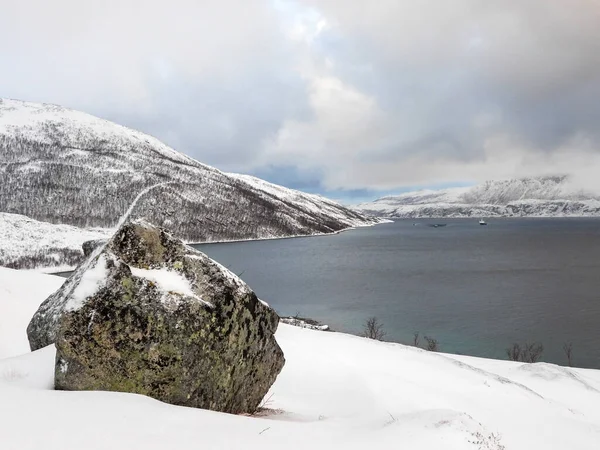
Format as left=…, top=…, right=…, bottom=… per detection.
left=227, top=173, right=372, bottom=228
left=0, top=98, right=202, bottom=167
left=0, top=98, right=377, bottom=269
left=2, top=268, right=600, bottom=449
left=355, top=176, right=600, bottom=218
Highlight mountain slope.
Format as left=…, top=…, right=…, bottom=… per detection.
left=355, top=176, right=600, bottom=218
left=0, top=99, right=376, bottom=269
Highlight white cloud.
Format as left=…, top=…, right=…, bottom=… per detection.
left=0, top=0, right=282, bottom=109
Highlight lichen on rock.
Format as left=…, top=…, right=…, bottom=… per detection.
left=27, top=220, right=285, bottom=414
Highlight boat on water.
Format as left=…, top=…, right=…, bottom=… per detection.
left=479, top=219, right=487, bottom=226
left=428, top=223, right=447, bottom=228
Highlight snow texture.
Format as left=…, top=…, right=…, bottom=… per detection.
left=0, top=268, right=64, bottom=359
left=68, top=254, right=109, bottom=311
left=129, top=266, right=213, bottom=308
left=2, top=267, right=600, bottom=449
left=355, top=176, right=600, bottom=218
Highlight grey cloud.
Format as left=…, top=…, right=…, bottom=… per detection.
left=110, top=69, right=312, bottom=172
left=312, top=0, right=600, bottom=159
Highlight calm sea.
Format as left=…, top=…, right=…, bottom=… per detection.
left=193, top=218, right=600, bottom=368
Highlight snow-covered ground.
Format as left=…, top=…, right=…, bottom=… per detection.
left=0, top=269, right=65, bottom=359
left=1, top=267, right=600, bottom=449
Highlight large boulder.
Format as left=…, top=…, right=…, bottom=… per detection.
left=27, top=220, right=284, bottom=414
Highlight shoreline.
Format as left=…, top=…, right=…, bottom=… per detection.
left=36, top=216, right=597, bottom=274
left=32, top=216, right=598, bottom=274
left=188, top=219, right=388, bottom=247
left=39, top=220, right=387, bottom=275
left=378, top=215, right=600, bottom=220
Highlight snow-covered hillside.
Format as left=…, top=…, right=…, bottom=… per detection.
left=2, top=267, right=600, bottom=449
left=355, top=176, right=600, bottom=218
left=0, top=99, right=376, bottom=269
left=0, top=212, right=112, bottom=270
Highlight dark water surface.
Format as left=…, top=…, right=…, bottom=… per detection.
left=193, top=218, right=600, bottom=368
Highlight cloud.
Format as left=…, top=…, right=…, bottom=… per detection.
left=2, top=0, right=600, bottom=196
left=258, top=0, right=600, bottom=192
left=1, top=1, right=279, bottom=99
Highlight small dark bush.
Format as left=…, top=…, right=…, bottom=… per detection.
left=363, top=317, right=386, bottom=341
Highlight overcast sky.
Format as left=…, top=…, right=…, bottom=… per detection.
left=2, top=0, right=600, bottom=202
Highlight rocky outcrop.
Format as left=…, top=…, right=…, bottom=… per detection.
left=27, top=220, right=285, bottom=414
left=82, top=239, right=106, bottom=257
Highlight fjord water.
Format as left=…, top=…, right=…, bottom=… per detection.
left=194, top=218, right=600, bottom=369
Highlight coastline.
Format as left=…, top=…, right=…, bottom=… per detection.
left=188, top=219, right=389, bottom=247
left=35, top=216, right=600, bottom=274
left=39, top=219, right=388, bottom=275
left=379, top=215, right=600, bottom=220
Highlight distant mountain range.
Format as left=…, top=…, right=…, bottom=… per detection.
left=0, top=99, right=377, bottom=269
left=354, top=176, right=600, bottom=218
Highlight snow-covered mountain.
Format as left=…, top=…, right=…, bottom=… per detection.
left=354, top=176, right=600, bottom=218
left=0, top=99, right=376, bottom=269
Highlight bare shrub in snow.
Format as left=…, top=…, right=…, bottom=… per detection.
left=412, top=332, right=420, bottom=347
left=363, top=317, right=386, bottom=341
left=506, top=342, right=544, bottom=363
left=563, top=342, right=574, bottom=367
left=523, top=342, right=544, bottom=363
left=424, top=336, right=439, bottom=352
left=1, top=367, right=27, bottom=382
left=251, top=393, right=274, bottom=415
left=469, top=431, right=506, bottom=450
left=506, top=343, right=522, bottom=362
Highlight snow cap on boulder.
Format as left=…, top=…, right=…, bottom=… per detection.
left=27, top=220, right=285, bottom=414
